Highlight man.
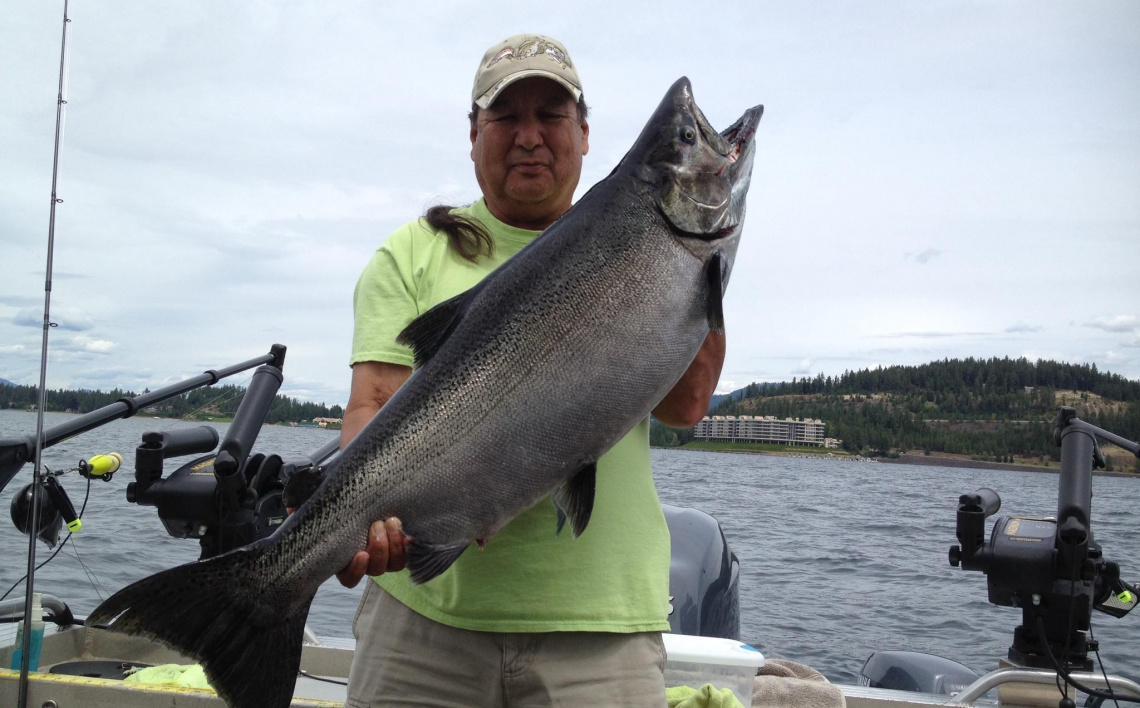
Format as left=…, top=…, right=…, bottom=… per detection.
left=340, top=34, right=724, bottom=706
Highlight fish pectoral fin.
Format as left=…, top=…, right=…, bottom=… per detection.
left=406, top=539, right=470, bottom=584
left=706, top=251, right=726, bottom=334
left=396, top=287, right=480, bottom=369
left=552, top=462, right=597, bottom=538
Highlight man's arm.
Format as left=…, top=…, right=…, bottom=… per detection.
left=341, top=361, right=413, bottom=449
left=651, top=331, right=726, bottom=428
left=336, top=361, right=413, bottom=587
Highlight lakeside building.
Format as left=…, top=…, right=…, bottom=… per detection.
left=694, top=415, right=835, bottom=448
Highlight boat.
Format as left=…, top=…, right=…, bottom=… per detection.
left=5, top=7, right=1137, bottom=704
left=2, top=345, right=1139, bottom=707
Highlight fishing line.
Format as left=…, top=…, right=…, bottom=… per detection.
left=1036, top=615, right=1140, bottom=705
left=66, top=533, right=106, bottom=601
left=0, top=475, right=91, bottom=603
left=164, top=377, right=253, bottom=428
left=1088, top=624, right=1123, bottom=708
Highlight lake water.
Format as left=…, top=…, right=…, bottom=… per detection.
left=2, top=409, right=1138, bottom=685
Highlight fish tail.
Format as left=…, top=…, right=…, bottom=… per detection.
left=86, top=540, right=313, bottom=708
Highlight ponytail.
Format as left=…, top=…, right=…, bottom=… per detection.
left=423, top=205, right=494, bottom=262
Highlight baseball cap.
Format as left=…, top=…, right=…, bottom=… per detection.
left=472, top=34, right=583, bottom=109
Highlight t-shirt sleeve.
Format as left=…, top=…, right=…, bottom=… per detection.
left=350, top=226, right=420, bottom=368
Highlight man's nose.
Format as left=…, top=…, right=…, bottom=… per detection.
left=514, top=115, right=543, bottom=150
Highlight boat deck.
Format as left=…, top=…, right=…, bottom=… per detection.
left=3, top=625, right=1138, bottom=707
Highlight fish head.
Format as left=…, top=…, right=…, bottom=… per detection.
left=630, top=77, right=762, bottom=248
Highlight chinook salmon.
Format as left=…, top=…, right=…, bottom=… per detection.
left=87, top=77, right=763, bottom=708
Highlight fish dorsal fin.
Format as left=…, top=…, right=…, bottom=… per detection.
left=396, top=288, right=478, bottom=369
left=706, top=251, right=726, bottom=334
left=406, top=539, right=470, bottom=584
left=552, top=462, right=597, bottom=538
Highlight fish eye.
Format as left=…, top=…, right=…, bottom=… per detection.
left=681, top=126, right=696, bottom=144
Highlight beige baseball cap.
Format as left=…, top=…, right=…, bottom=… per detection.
left=472, top=34, right=583, bottom=109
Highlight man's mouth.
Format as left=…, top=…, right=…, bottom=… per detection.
left=511, top=162, right=551, bottom=174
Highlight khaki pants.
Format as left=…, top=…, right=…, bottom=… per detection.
left=345, top=582, right=667, bottom=707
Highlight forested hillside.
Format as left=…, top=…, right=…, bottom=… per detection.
left=0, top=383, right=342, bottom=425
left=653, top=357, right=1140, bottom=466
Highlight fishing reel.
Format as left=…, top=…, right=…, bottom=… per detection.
left=8, top=453, right=121, bottom=547
left=949, top=407, right=1139, bottom=672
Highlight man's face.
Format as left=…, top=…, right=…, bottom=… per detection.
left=470, top=77, right=589, bottom=228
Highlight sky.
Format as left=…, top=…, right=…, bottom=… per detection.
left=2, top=1, right=1138, bottom=407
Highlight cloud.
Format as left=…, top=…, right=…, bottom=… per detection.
left=1085, top=315, right=1139, bottom=334
left=1004, top=322, right=1043, bottom=334
left=715, top=380, right=738, bottom=395
left=82, top=339, right=117, bottom=353
left=876, top=330, right=991, bottom=339
left=51, top=335, right=118, bottom=355
left=0, top=344, right=26, bottom=354
left=906, top=248, right=943, bottom=264
left=67, top=366, right=153, bottom=392
left=10, top=309, right=41, bottom=328
left=792, top=358, right=813, bottom=375
left=1103, top=351, right=1129, bottom=365
left=11, top=307, right=96, bottom=332
left=0, top=295, right=41, bottom=308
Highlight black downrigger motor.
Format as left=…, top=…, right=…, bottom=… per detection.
left=123, top=348, right=339, bottom=560
left=862, top=406, right=1139, bottom=700
left=948, top=406, right=1138, bottom=672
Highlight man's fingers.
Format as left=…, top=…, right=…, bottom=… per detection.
left=364, top=520, right=391, bottom=576
left=336, top=552, right=368, bottom=588
left=337, top=518, right=407, bottom=585
left=385, top=518, right=407, bottom=571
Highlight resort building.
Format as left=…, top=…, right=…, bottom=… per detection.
left=694, top=415, right=828, bottom=447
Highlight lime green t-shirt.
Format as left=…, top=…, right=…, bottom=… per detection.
left=350, top=199, right=671, bottom=633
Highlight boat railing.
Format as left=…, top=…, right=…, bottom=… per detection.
left=950, top=666, right=1140, bottom=704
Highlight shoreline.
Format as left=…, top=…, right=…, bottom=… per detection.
left=659, top=445, right=1139, bottom=478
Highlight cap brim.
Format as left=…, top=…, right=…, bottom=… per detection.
left=474, top=70, right=583, bottom=110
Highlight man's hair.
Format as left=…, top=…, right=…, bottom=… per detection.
left=422, top=206, right=494, bottom=262
left=424, top=95, right=589, bottom=263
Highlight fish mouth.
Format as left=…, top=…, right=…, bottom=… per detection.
left=719, top=105, right=763, bottom=175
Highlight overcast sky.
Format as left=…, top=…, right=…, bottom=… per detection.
left=2, top=1, right=1138, bottom=408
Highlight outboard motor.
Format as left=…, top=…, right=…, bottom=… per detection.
left=664, top=503, right=741, bottom=640
left=860, top=651, right=980, bottom=696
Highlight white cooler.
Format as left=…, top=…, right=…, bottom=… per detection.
left=663, top=633, right=765, bottom=705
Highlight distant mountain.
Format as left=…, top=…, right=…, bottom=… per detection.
left=0, top=378, right=16, bottom=387
left=704, top=357, right=1140, bottom=462
left=0, top=381, right=342, bottom=423
left=708, top=386, right=749, bottom=411
left=709, top=381, right=779, bottom=411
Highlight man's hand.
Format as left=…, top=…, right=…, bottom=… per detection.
left=336, top=518, right=408, bottom=588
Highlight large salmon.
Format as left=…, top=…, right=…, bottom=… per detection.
left=88, top=77, right=763, bottom=708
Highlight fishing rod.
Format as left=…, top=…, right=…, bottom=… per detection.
left=18, top=1, right=72, bottom=706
